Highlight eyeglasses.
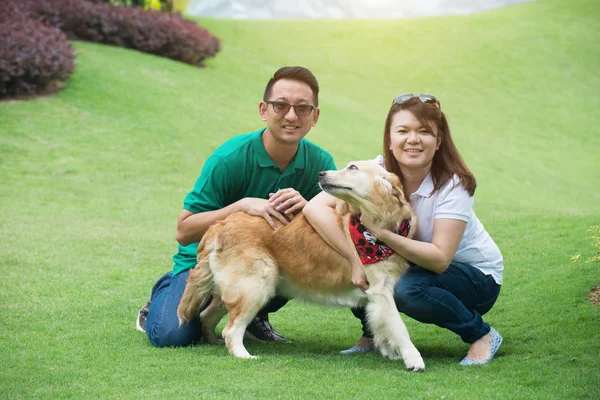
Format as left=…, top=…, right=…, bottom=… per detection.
left=393, top=93, right=441, bottom=110
left=266, top=101, right=316, bottom=117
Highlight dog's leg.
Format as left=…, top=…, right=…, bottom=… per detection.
left=223, top=308, right=261, bottom=359
left=366, top=278, right=425, bottom=372
left=364, top=278, right=395, bottom=358
left=223, top=287, right=272, bottom=359
left=219, top=256, right=278, bottom=359
left=200, top=291, right=228, bottom=344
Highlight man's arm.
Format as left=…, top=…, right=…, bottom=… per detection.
left=177, top=155, right=271, bottom=246
left=176, top=197, right=292, bottom=247
left=175, top=203, right=242, bottom=247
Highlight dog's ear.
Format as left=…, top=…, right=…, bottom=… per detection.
left=376, top=171, right=394, bottom=194
left=386, top=173, right=409, bottom=206
left=374, top=172, right=405, bottom=207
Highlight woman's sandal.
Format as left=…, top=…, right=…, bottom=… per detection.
left=459, top=327, right=503, bottom=365
left=340, top=346, right=375, bottom=355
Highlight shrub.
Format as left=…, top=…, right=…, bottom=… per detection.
left=0, top=0, right=219, bottom=99
left=88, top=0, right=169, bottom=12
left=572, top=225, right=600, bottom=264
left=0, top=2, right=75, bottom=99
left=34, top=0, right=220, bottom=67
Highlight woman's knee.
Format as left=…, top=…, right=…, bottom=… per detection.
left=393, top=279, right=424, bottom=312
left=393, top=265, right=440, bottom=310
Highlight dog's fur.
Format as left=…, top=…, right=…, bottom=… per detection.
left=177, top=161, right=425, bottom=371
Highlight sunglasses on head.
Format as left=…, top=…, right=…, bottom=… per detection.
left=393, top=93, right=441, bottom=110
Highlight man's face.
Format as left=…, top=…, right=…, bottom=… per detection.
left=259, top=79, right=320, bottom=145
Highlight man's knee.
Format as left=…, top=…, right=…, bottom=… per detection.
left=259, top=294, right=289, bottom=315
left=147, top=323, right=197, bottom=348
left=146, top=305, right=200, bottom=348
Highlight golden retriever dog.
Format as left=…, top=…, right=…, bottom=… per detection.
left=177, top=161, right=425, bottom=371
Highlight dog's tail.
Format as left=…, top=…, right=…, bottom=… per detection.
left=177, top=237, right=216, bottom=326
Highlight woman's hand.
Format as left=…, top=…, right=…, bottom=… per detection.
left=352, top=261, right=370, bottom=291
left=359, top=213, right=386, bottom=239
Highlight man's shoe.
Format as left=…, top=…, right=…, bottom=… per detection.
left=244, top=314, right=289, bottom=342
left=136, top=300, right=151, bottom=333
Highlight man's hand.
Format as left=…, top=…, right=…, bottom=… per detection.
left=351, top=261, right=370, bottom=291
left=269, top=188, right=307, bottom=219
left=238, top=198, right=290, bottom=230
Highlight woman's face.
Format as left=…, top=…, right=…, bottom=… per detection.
left=388, top=110, right=441, bottom=173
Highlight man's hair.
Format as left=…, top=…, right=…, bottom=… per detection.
left=382, top=97, right=477, bottom=196
left=263, top=66, right=319, bottom=106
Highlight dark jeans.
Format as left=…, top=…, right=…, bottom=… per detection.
left=352, top=262, right=501, bottom=344
left=145, top=270, right=288, bottom=348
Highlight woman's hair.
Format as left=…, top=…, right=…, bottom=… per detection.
left=382, top=97, right=477, bottom=196
left=263, top=66, right=320, bottom=106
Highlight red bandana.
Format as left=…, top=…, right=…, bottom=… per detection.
left=348, top=215, right=411, bottom=265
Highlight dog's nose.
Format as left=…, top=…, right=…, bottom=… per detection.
left=318, top=171, right=326, bottom=177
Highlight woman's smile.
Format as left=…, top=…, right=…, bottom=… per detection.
left=389, top=110, right=439, bottom=171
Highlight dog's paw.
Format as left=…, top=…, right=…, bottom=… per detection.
left=379, top=345, right=400, bottom=360
left=405, top=362, right=425, bottom=372
left=403, top=348, right=425, bottom=372
left=229, top=346, right=259, bottom=359
left=234, top=352, right=258, bottom=360
left=203, top=337, right=225, bottom=345
left=378, top=345, right=390, bottom=359
left=386, top=352, right=403, bottom=361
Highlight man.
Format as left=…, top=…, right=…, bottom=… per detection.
left=137, top=66, right=336, bottom=347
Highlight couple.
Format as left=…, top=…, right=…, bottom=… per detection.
left=136, top=66, right=504, bottom=366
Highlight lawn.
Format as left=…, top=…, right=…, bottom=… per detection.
left=1, top=0, right=599, bottom=398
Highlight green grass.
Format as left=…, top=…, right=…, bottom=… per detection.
left=1, top=0, right=599, bottom=398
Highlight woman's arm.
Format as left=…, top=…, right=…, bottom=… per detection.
left=303, top=192, right=370, bottom=290
left=363, top=215, right=466, bottom=274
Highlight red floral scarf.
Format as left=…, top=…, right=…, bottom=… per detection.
left=348, top=215, right=411, bottom=265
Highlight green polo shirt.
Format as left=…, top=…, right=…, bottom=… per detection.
left=172, top=128, right=337, bottom=276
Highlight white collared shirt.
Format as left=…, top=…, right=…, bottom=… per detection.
left=410, top=172, right=504, bottom=284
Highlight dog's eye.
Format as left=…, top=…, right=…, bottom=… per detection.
left=348, top=164, right=358, bottom=170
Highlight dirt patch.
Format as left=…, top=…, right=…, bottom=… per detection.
left=589, top=283, right=600, bottom=306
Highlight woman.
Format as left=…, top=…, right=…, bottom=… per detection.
left=302, top=94, right=504, bottom=365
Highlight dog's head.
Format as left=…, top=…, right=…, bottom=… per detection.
left=318, top=160, right=413, bottom=229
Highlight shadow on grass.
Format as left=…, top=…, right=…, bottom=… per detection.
left=239, top=339, right=467, bottom=366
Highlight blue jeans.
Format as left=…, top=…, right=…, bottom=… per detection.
left=351, top=262, right=501, bottom=344
left=145, top=270, right=289, bottom=347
